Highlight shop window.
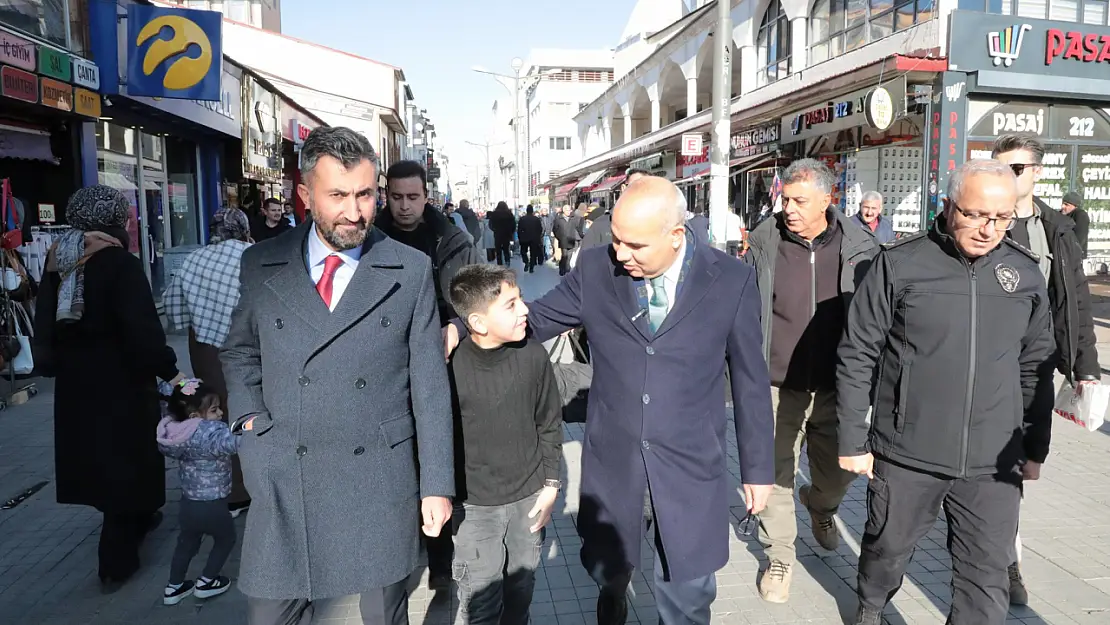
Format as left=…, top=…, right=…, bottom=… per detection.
left=166, top=137, right=200, bottom=248
left=756, top=0, right=791, bottom=88
left=809, top=0, right=932, bottom=66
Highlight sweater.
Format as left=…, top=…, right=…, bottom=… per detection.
left=157, top=417, right=241, bottom=501
left=448, top=337, right=563, bottom=506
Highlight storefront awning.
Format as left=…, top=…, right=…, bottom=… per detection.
left=574, top=171, right=606, bottom=189
left=98, top=171, right=138, bottom=192
left=0, top=125, right=58, bottom=164
left=554, top=182, right=579, bottom=199
left=729, top=152, right=776, bottom=170
left=590, top=176, right=624, bottom=194
left=673, top=172, right=710, bottom=186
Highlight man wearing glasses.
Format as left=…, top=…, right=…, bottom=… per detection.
left=993, top=135, right=1100, bottom=606
left=837, top=159, right=1057, bottom=625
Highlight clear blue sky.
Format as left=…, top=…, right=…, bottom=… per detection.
left=281, top=0, right=637, bottom=170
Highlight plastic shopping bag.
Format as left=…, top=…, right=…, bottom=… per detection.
left=1053, top=383, right=1110, bottom=432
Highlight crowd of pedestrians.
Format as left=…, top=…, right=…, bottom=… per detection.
left=26, top=125, right=1099, bottom=625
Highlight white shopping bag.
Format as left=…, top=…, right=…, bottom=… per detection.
left=1053, top=382, right=1109, bottom=432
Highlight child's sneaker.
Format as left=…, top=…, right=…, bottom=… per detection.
left=163, top=581, right=195, bottom=606
left=194, top=576, right=232, bottom=599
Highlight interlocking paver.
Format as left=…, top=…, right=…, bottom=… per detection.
left=2, top=262, right=1110, bottom=624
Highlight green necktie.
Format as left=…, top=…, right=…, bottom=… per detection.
left=648, top=276, right=669, bottom=332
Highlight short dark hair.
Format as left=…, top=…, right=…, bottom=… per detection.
left=992, top=135, right=1046, bottom=164
left=300, top=126, right=379, bottom=180
left=386, top=160, right=428, bottom=188
left=625, top=168, right=652, bottom=181
left=450, top=265, right=517, bottom=321
left=526, top=205, right=534, bottom=214
left=165, top=379, right=221, bottom=423
left=263, top=197, right=282, bottom=208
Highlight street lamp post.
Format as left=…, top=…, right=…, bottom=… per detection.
left=466, top=140, right=508, bottom=211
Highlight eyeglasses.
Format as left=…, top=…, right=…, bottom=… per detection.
left=1009, top=163, right=1038, bottom=177
left=738, top=510, right=759, bottom=536
left=952, top=203, right=1017, bottom=231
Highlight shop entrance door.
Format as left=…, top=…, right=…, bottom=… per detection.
left=142, top=172, right=168, bottom=298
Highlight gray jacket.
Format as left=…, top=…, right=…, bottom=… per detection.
left=157, top=417, right=241, bottom=501
left=745, top=210, right=879, bottom=363
left=221, top=224, right=455, bottom=600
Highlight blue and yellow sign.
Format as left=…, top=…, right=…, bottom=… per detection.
left=126, top=5, right=222, bottom=101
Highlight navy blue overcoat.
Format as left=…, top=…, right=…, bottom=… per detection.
left=528, top=242, right=774, bottom=583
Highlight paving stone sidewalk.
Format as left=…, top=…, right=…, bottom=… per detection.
left=1, top=264, right=1109, bottom=624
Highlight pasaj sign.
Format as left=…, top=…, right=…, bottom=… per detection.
left=781, top=77, right=906, bottom=142
left=949, top=11, right=1110, bottom=79
left=730, top=124, right=778, bottom=159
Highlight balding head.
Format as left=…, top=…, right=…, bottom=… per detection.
left=610, top=177, right=688, bottom=279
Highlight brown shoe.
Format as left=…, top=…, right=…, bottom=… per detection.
left=800, top=485, right=839, bottom=551
left=758, top=559, right=793, bottom=603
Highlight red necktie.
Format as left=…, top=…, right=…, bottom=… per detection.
left=316, top=255, right=344, bottom=308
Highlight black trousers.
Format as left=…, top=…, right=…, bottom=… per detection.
left=521, top=241, right=542, bottom=270
left=496, top=240, right=512, bottom=265
left=558, top=246, right=575, bottom=275
left=99, top=510, right=158, bottom=579
left=247, top=579, right=409, bottom=625
left=169, top=498, right=236, bottom=584
left=857, top=457, right=1021, bottom=625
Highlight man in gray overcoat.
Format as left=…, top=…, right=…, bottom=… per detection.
left=222, top=126, right=455, bottom=625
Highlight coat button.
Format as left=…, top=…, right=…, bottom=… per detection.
left=353, top=446, right=365, bottom=456
left=275, top=318, right=284, bottom=329
left=296, top=445, right=308, bottom=457
left=298, top=376, right=310, bottom=387
left=642, top=440, right=650, bottom=450
left=642, top=394, right=650, bottom=405
left=381, top=317, right=391, bottom=327
left=645, top=346, right=655, bottom=355
left=355, top=378, right=367, bottom=389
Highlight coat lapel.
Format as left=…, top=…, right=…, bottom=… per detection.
left=264, top=222, right=327, bottom=334
left=609, top=261, right=651, bottom=341
left=654, top=243, right=720, bottom=339
left=315, top=228, right=402, bottom=353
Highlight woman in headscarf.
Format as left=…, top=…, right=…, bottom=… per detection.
left=34, top=185, right=184, bottom=591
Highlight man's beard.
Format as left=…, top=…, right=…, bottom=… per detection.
left=318, top=216, right=369, bottom=251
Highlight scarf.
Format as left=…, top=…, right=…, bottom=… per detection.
left=53, top=185, right=130, bottom=323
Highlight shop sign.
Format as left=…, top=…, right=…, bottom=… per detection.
left=74, top=88, right=102, bottom=118
left=781, top=77, right=907, bottom=142
left=681, top=133, right=703, bottom=157
left=242, top=77, right=283, bottom=182
left=291, top=119, right=313, bottom=150
left=72, top=57, right=99, bottom=90
left=865, top=87, right=895, bottom=131
left=950, top=11, right=1110, bottom=80
left=126, top=5, right=223, bottom=101
left=968, top=101, right=1110, bottom=142
left=37, top=204, right=55, bottom=223
left=730, top=124, right=779, bottom=159
left=678, top=145, right=710, bottom=178
left=0, top=31, right=35, bottom=72
left=37, top=46, right=71, bottom=82
left=1, top=66, right=37, bottom=103
left=40, top=78, right=72, bottom=112
left=926, top=72, right=968, bottom=228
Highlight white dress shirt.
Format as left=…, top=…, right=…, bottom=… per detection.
left=654, top=237, right=686, bottom=313
left=305, top=225, right=361, bottom=311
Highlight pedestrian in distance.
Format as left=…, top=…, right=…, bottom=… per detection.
left=447, top=264, right=563, bottom=624
left=157, top=378, right=241, bottom=605
left=517, top=206, right=544, bottom=273
left=838, top=159, right=1057, bottom=625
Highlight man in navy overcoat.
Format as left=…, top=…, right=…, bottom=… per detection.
left=449, top=177, right=774, bottom=624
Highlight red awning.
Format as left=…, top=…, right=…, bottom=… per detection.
left=554, top=182, right=579, bottom=199
left=590, top=176, right=624, bottom=194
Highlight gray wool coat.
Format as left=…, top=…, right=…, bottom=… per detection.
left=221, top=223, right=455, bottom=601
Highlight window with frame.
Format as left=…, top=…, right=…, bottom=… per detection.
left=989, top=0, right=1110, bottom=24
left=549, top=137, right=572, bottom=150
left=756, top=0, right=791, bottom=88
left=809, top=0, right=935, bottom=66
left=579, top=70, right=604, bottom=82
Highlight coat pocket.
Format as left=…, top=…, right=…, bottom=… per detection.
left=894, top=358, right=912, bottom=433
left=380, top=414, right=416, bottom=448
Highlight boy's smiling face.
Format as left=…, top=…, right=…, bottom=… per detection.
left=468, top=282, right=529, bottom=344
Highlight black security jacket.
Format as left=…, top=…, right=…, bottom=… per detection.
left=837, top=216, right=1058, bottom=477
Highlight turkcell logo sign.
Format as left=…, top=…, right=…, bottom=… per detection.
left=126, top=5, right=222, bottom=101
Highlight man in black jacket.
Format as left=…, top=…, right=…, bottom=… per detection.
left=993, top=136, right=1100, bottom=604
left=488, top=201, right=516, bottom=266
left=837, top=160, right=1057, bottom=625
left=1061, top=191, right=1089, bottom=257
left=552, top=204, right=579, bottom=275
left=517, top=205, right=544, bottom=273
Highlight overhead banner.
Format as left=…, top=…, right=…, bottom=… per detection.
left=126, top=5, right=223, bottom=101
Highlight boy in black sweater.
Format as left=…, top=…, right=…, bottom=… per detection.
left=447, top=265, right=563, bottom=625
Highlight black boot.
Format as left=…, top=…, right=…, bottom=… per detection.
left=596, top=586, right=628, bottom=625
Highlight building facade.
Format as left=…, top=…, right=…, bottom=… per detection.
left=524, top=49, right=615, bottom=197
left=171, top=0, right=282, bottom=31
